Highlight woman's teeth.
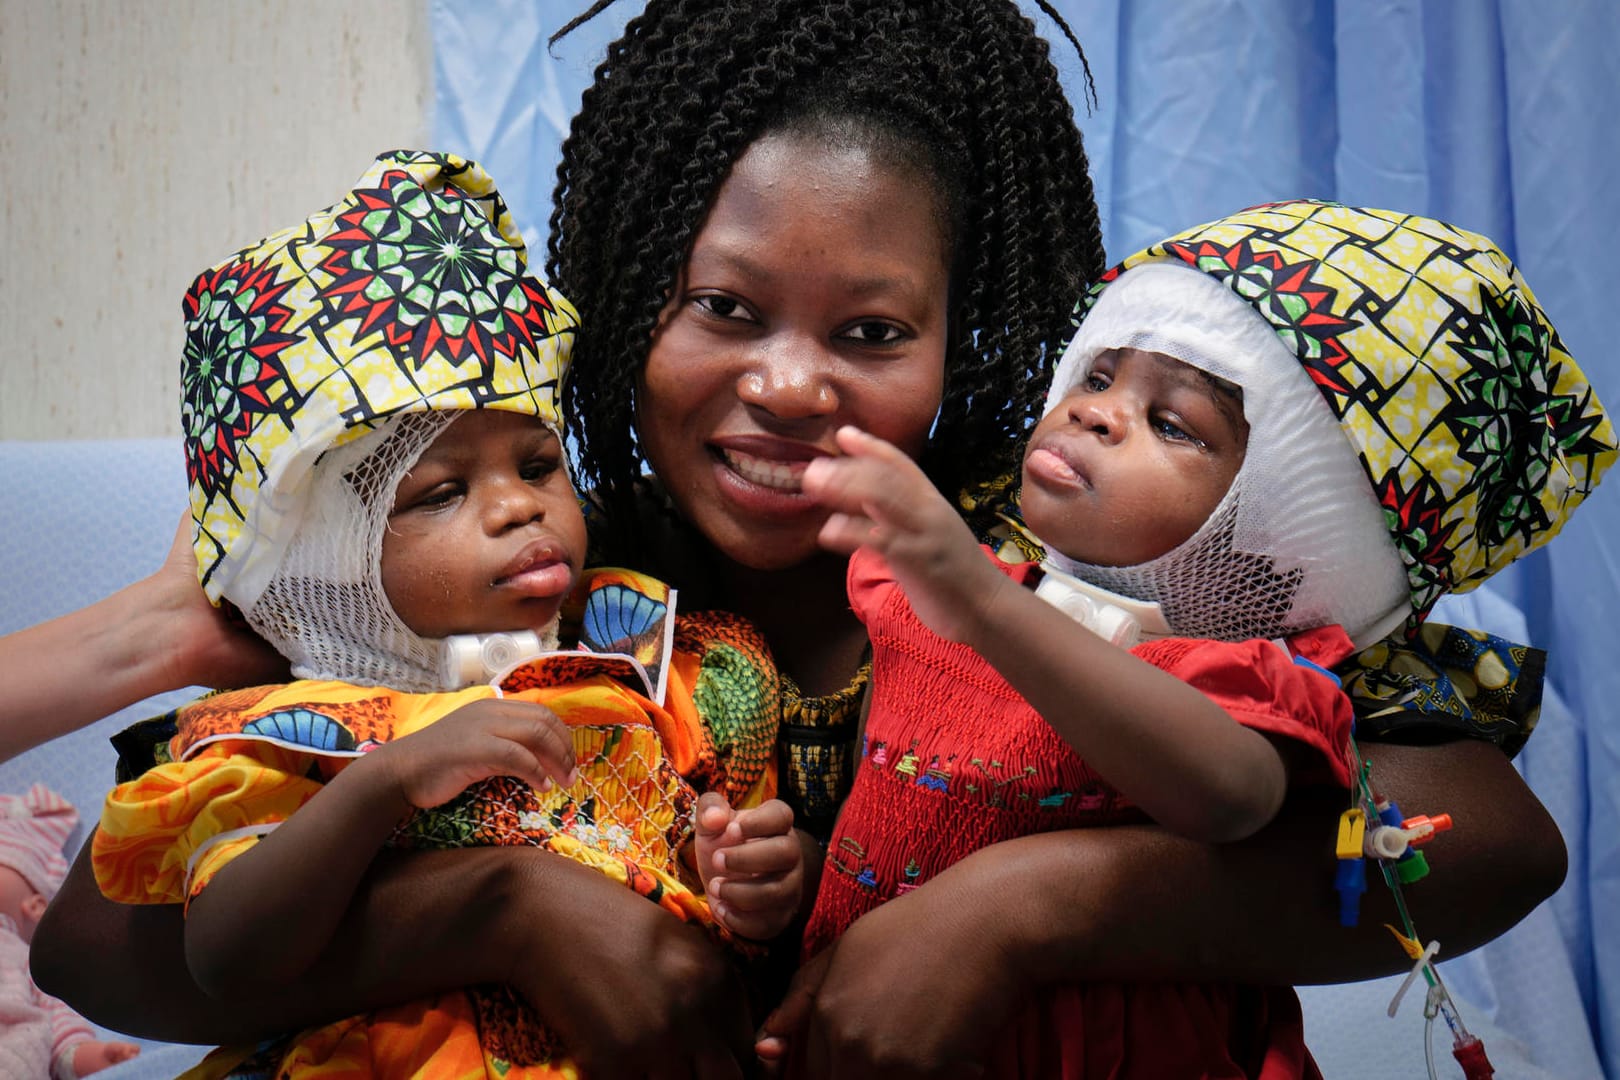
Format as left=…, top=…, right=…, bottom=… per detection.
left=723, top=449, right=805, bottom=491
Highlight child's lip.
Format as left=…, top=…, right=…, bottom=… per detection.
left=1025, top=437, right=1091, bottom=490
left=494, top=538, right=571, bottom=588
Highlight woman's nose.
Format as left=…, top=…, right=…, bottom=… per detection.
left=738, top=340, right=838, bottom=420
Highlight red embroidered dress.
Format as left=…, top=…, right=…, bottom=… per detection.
left=803, top=547, right=1358, bottom=1079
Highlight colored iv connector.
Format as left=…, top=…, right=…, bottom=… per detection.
left=1371, top=797, right=1445, bottom=883
left=1334, top=808, right=1368, bottom=926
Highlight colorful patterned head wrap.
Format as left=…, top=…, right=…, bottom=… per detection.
left=1083, top=200, right=1615, bottom=630
left=183, top=149, right=579, bottom=610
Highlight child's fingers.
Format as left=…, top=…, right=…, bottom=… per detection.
left=692, top=791, right=734, bottom=842
left=712, top=832, right=800, bottom=877
left=486, top=700, right=578, bottom=787
left=433, top=701, right=579, bottom=794
left=711, top=872, right=800, bottom=916
left=805, top=438, right=947, bottom=541
left=732, top=799, right=794, bottom=840
left=712, top=903, right=789, bottom=943
left=815, top=510, right=868, bottom=554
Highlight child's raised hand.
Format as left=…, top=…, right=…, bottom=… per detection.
left=367, top=698, right=577, bottom=810
left=803, top=425, right=1009, bottom=642
left=692, top=792, right=803, bottom=941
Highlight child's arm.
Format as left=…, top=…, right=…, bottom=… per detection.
left=690, top=792, right=809, bottom=941
left=184, top=697, right=576, bottom=997
left=803, top=425, right=1290, bottom=844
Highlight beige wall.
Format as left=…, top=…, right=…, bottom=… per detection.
left=0, top=0, right=431, bottom=440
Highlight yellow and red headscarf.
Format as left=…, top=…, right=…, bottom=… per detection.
left=181, top=150, right=579, bottom=612
left=1084, top=200, right=1615, bottom=632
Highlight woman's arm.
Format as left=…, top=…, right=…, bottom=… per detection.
left=791, top=737, right=1561, bottom=1070
left=0, top=514, right=286, bottom=764
left=36, top=838, right=755, bottom=1077
left=1000, top=737, right=1563, bottom=984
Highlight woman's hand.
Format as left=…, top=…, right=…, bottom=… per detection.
left=37, top=838, right=757, bottom=1077
left=0, top=512, right=286, bottom=764
left=498, top=851, right=755, bottom=1080
left=760, top=882, right=1017, bottom=1078
left=756, top=738, right=1563, bottom=1076
left=147, top=510, right=289, bottom=692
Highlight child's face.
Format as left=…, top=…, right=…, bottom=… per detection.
left=1021, top=348, right=1249, bottom=567
left=635, top=130, right=951, bottom=573
left=380, top=411, right=586, bottom=639
left=0, top=865, right=44, bottom=941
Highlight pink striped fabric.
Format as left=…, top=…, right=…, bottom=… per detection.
left=0, top=784, right=77, bottom=897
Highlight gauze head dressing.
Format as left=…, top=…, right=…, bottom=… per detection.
left=1039, top=262, right=1411, bottom=647
left=248, top=411, right=454, bottom=689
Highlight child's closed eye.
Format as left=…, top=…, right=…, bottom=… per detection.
left=397, top=481, right=464, bottom=514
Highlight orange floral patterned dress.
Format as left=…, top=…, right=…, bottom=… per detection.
left=93, top=570, right=779, bottom=1080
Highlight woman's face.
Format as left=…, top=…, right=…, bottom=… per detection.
left=636, top=131, right=950, bottom=572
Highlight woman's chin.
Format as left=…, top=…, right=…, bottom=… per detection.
left=707, top=528, right=841, bottom=577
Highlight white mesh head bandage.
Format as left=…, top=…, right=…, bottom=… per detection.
left=1039, top=262, right=1410, bottom=647
left=245, top=411, right=456, bottom=690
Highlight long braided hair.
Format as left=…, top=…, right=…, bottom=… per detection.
left=549, top=0, right=1105, bottom=546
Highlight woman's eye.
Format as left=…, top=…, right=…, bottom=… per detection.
left=841, top=321, right=905, bottom=345
left=693, top=295, right=750, bottom=321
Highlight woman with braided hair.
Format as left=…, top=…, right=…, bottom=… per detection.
left=28, top=2, right=1566, bottom=1077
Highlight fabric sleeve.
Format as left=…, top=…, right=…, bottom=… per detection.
left=44, top=992, right=94, bottom=1080
left=1334, top=622, right=1545, bottom=757
left=1132, top=627, right=1357, bottom=788
left=849, top=545, right=1038, bottom=628
left=846, top=546, right=897, bottom=629
left=91, top=740, right=322, bottom=907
